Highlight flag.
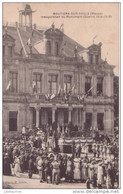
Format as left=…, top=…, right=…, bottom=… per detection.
left=63, top=83, right=67, bottom=94
left=32, top=81, right=37, bottom=92
left=59, top=23, right=64, bottom=32
left=27, top=38, right=31, bottom=46
left=45, top=93, right=51, bottom=100
left=93, top=35, right=98, bottom=40
left=71, top=85, right=75, bottom=92
left=88, top=86, right=93, bottom=92
left=93, top=35, right=98, bottom=44
left=45, top=94, right=49, bottom=100
left=80, top=94, right=85, bottom=101
left=50, top=94, right=55, bottom=99
left=58, top=85, right=61, bottom=96
left=59, top=23, right=64, bottom=30
left=86, top=87, right=93, bottom=97
left=77, top=95, right=80, bottom=100
left=45, top=94, right=48, bottom=100
left=32, top=81, right=36, bottom=88
left=6, top=80, right=11, bottom=91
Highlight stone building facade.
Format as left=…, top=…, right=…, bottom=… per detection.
left=3, top=4, right=115, bottom=137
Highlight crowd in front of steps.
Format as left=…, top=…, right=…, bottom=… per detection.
left=3, top=124, right=119, bottom=189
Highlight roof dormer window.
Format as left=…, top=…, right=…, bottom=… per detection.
left=46, top=40, right=51, bottom=55
left=95, top=54, right=99, bottom=64
left=3, top=33, right=15, bottom=58
left=55, top=42, right=59, bottom=56
left=8, top=46, right=13, bottom=57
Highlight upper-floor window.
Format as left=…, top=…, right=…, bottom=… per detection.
left=55, top=42, right=59, bottom=56
left=9, top=72, right=18, bottom=93
left=97, top=113, right=104, bottom=130
left=48, top=74, right=58, bottom=94
left=97, top=77, right=103, bottom=96
left=8, top=46, right=13, bottom=57
left=64, top=75, right=72, bottom=92
left=46, top=41, right=51, bottom=55
left=33, top=73, right=42, bottom=93
left=85, top=77, right=92, bottom=96
left=85, top=113, right=92, bottom=130
left=3, top=46, right=5, bottom=57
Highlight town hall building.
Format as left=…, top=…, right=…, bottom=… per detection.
left=3, top=4, right=115, bottom=137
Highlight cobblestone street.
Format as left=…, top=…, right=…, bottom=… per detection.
left=3, top=173, right=86, bottom=189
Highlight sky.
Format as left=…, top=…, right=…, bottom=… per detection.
left=3, top=2, right=119, bottom=75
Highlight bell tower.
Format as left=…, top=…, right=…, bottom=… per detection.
left=19, top=4, right=35, bottom=28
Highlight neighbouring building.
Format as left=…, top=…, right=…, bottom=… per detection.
left=3, top=4, right=115, bottom=137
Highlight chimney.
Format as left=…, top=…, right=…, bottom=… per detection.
left=34, top=24, right=36, bottom=30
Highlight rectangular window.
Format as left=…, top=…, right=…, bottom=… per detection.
left=85, top=113, right=92, bottom=129
left=64, top=75, right=72, bottom=92
left=9, top=111, right=18, bottom=131
left=97, top=77, right=103, bottom=96
left=90, top=54, right=93, bottom=64
left=97, top=113, right=104, bottom=130
left=8, top=46, right=12, bottom=57
left=95, top=55, right=99, bottom=64
left=9, top=72, right=18, bottom=93
left=46, top=41, right=51, bottom=55
left=33, top=73, right=42, bottom=93
left=48, top=74, right=58, bottom=94
left=85, top=77, right=92, bottom=96
left=55, top=42, right=59, bottom=56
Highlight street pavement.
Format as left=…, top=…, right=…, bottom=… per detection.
left=3, top=173, right=86, bottom=189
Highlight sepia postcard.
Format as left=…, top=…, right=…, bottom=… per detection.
left=2, top=2, right=120, bottom=193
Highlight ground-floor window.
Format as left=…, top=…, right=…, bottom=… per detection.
left=32, top=109, right=36, bottom=126
left=97, top=113, right=104, bottom=130
left=85, top=113, right=92, bottom=129
left=9, top=111, right=18, bottom=131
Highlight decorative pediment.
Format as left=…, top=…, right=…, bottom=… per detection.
left=88, top=44, right=100, bottom=52
left=45, top=28, right=63, bottom=41
left=3, top=34, right=15, bottom=42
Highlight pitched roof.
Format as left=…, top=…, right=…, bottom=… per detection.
left=3, top=25, right=85, bottom=57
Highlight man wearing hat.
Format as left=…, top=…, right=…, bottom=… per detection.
left=28, top=154, right=34, bottom=179
left=97, top=162, right=103, bottom=188
left=37, top=156, right=44, bottom=183
left=52, top=157, right=60, bottom=185
left=3, top=153, right=11, bottom=175
left=20, top=151, right=25, bottom=173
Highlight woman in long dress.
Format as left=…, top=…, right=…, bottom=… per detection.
left=82, top=160, right=89, bottom=181
left=88, top=162, right=95, bottom=182
left=66, top=157, right=73, bottom=182
left=106, top=163, right=112, bottom=189
left=73, top=158, right=81, bottom=182
left=97, top=163, right=104, bottom=188
left=14, top=156, right=21, bottom=177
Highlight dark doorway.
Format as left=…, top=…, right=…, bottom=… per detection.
left=64, top=108, right=68, bottom=124
left=47, top=108, right=52, bottom=125
left=32, top=108, right=36, bottom=126
left=9, top=111, right=18, bottom=131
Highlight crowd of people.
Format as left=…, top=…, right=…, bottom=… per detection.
left=3, top=123, right=119, bottom=189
